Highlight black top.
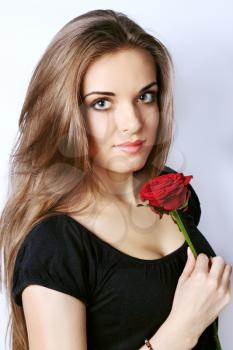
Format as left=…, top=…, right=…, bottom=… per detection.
left=12, top=167, right=219, bottom=350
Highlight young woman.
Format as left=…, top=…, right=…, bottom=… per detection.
left=0, top=9, right=231, bottom=350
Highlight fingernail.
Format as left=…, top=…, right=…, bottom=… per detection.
left=187, top=246, right=191, bottom=255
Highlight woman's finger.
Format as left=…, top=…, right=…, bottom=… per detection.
left=221, top=264, right=232, bottom=291
left=208, top=256, right=226, bottom=285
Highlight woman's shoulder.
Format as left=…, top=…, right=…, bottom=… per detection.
left=22, top=214, right=84, bottom=246
left=12, top=214, right=97, bottom=307
left=20, top=213, right=97, bottom=250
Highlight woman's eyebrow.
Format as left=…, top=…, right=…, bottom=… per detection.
left=82, top=81, right=158, bottom=101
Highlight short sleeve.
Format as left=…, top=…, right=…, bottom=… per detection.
left=162, top=165, right=201, bottom=226
left=12, top=215, right=90, bottom=307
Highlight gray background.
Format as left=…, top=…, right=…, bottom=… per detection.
left=0, top=1, right=232, bottom=349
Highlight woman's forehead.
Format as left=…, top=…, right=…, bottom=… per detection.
left=82, top=48, right=157, bottom=96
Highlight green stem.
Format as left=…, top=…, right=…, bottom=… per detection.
left=170, top=209, right=222, bottom=350
left=171, top=210, right=198, bottom=258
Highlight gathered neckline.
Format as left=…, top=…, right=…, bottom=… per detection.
left=62, top=214, right=189, bottom=264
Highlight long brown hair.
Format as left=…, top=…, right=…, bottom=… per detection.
left=0, top=9, right=174, bottom=349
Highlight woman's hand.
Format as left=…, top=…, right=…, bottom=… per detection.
left=168, top=247, right=232, bottom=342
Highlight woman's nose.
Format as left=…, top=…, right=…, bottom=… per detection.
left=114, top=104, right=142, bottom=135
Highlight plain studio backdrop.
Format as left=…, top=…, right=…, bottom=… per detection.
left=0, top=1, right=232, bottom=349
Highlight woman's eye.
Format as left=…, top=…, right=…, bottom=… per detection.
left=91, top=99, right=111, bottom=111
left=139, top=91, right=157, bottom=103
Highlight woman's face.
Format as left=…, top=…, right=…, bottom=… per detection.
left=81, top=48, right=160, bottom=174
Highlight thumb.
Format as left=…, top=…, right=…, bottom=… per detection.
left=180, top=246, right=196, bottom=281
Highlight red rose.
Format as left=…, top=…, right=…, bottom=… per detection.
left=139, top=172, right=193, bottom=213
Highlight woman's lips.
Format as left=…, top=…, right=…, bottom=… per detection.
left=114, top=142, right=144, bottom=154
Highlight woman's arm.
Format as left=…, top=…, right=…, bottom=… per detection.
left=139, top=314, right=198, bottom=350
left=22, top=284, right=87, bottom=350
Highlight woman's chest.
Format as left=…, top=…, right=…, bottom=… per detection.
left=73, top=200, right=185, bottom=260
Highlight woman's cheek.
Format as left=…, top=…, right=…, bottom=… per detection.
left=86, top=114, right=112, bottom=153
left=144, top=111, right=159, bottom=144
